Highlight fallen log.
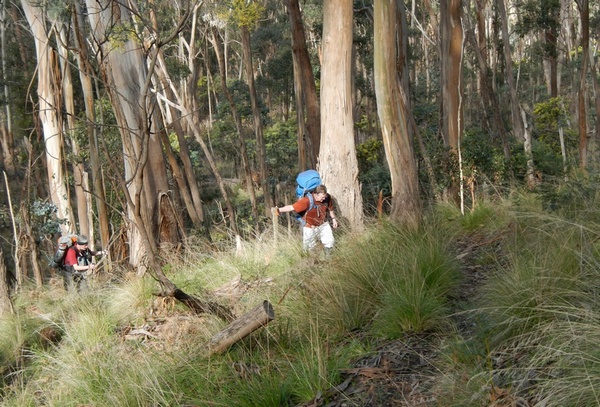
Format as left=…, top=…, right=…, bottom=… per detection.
left=209, top=300, right=275, bottom=354
left=173, top=288, right=235, bottom=322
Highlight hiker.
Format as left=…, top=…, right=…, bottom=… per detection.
left=274, top=184, right=339, bottom=256
left=62, top=235, right=104, bottom=292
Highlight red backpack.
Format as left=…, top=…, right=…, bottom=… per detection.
left=50, top=234, right=78, bottom=269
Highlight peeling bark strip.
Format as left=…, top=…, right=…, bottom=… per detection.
left=209, top=300, right=275, bottom=354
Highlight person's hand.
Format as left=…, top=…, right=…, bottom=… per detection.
left=331, top=218, right=339, bottom=229
left=271, top=207, right=280, bottom=216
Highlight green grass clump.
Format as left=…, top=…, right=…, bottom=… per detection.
left=479, top=216, right=588, bottom=344
left=307, top=219, right=461, bottom=338
left=228, top=369, right=293, bottom=407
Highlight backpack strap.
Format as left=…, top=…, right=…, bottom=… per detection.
left=301, top=193, right=323, bottom=224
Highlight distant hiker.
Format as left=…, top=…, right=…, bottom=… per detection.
left=62, top=235, right=104, bottom=292
left=274, top=184, right=339, bottom=257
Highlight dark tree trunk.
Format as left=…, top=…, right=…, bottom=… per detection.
left=0, top=250, right=13, bottom=316
left=576, top=0, right=589, bottom=171
left=241, top=26, right=271, bottom=210
left=286, top=0, right=321, bottom=169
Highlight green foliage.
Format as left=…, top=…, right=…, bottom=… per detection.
left=433, top=196, right=600, bottom=405
left=264, top=119, right=299, bottom=181
left=481, top=214, right=588, bottom=336
left=514, top=0, right=561, bottom=43
left=30, top=200, right=68, bottom=237
left=356, top=138, right=391, bottom=213
left=536, top=173, right=600, bottom=216
left=461, top=128, right=508, bottom=183
left=0, top=313, right=57, bottom=372
left=287, top=338, right=344, bottom=402
left=459, top=204, right=503, bottom=233
left=356, top=137, right=382, bottom=170
left=163, top=57, right=190, bottom=81
left=360, top=164, right=391, bottom=214
left=533, top=97, right=576, bottom=153
left=230, top=0, right=266, bottom=30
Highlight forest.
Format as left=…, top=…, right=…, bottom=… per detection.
left=0, top=0, right=595, bottom=283
left=0, top=0, right=600, bottom=405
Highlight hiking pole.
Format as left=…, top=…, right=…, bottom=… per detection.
left=271, top=206, right=278, bottom=243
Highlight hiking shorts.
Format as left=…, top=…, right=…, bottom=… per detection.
left=303, top=222, right=334, bottom=251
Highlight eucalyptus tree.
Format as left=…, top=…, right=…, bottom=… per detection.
left=84, top=0, right=178, bottom=269
left=0, top=249, right=12, bottom=316
left=373, top=0, right=420, bottom=226
left=151, top=3, right=240, bottom=236
left=439, top=0, right=464, bottom=202
left=50, top=14, right=92, bottom=241
left=584, top=1, right=600, bottom=146
left=71, top=0, right=111, bottom=250
left=515, top=0, right=561, bottom=98
left=286, top=0, right=320, bottom=171
left=148, top=4, right=205, bottom=229
left=319, top=0, right=363, bottom=229
left=497, top=0, right=536, bottom=187
left=231, top=0, right=272, bottom=211
left=440, top=0, right=464, bottom=150
left=21, top=0, right=75, bottom=233
left=206, top=9, right=258, bottom=220
left=576, top=0, right=589, bottom=171
left=0, top=0, right=14, bottom=174
left=464, top=0, right=510, bottom=160
left=77, top=0, right=235, bottom=315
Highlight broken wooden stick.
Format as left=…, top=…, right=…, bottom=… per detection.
left=209, top=300, right=275, bottom=354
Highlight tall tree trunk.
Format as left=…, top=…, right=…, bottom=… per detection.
left=497, top=0, right=535, bottom=187
left=291, top=48, right=307, bottom=171
left=240, top=26, right=271, bottom=211
left=20, top=206, right=42, bottom=287
left=440, top=0, right=464, bottom=202
left=152, top=41, right=239, bottom=236
left=286, top=0, right=321, bottom=169
left=209, top=27, right=258, bottom=220
left=158, top=127, right=198, bottom=227
left=319, top=0, right=364, bottom=229
left=589, top=55, right=600, bottom=145
left=72, top=0, right=111, bottom=250
left=544, top=22, right=559, bottom=98
left=0, top=249, right=12, bottom=317
left=21, top=0, right=74, bottom=233
left=374, top=0, right=421, bottom=226
left=468, top=0, right=510, bottom=159
left=85, top=0, right=171, bottom=268
left=54, top=22, right=91, bottom=238
left=440, top=0, right=463, bottom=150
left=0, top=0, right=14, bottom=175
left=149, top=9, right=204, bottom=229
left=576, top=0, right=589, bottom=171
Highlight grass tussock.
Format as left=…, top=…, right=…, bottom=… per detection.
left=316, top=220, right=461, bottom=338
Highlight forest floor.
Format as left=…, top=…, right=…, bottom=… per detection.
left=114, top=230, right=497, bottom=407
